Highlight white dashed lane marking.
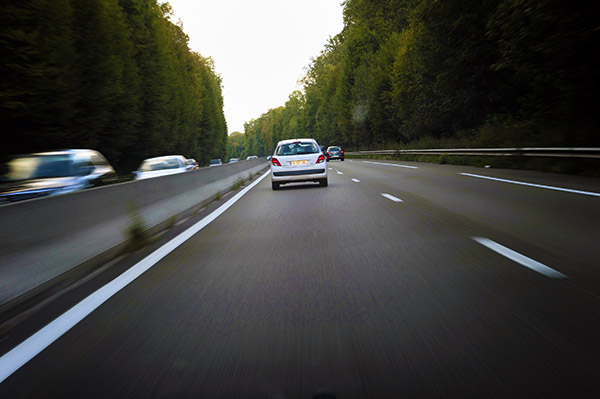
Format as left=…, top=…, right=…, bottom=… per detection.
left=461, top=173, right=600, bottom=198
left=381, top=193, right=403, bottom=203
left=351, top=178, right=360, bottom=183
left=363, top=161, right=418, bottom=169
left=473, top=237, right=567, bottom=279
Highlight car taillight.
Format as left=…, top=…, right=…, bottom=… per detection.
left=271, top=157, right=281, bottom=166
left=341, top=150, right=344, bottom=154
left=316, top=154, right=325, bottom=164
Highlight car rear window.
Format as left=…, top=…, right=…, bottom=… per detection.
left=1, top=155, right=74, bottom=181
left=328, top=147, right=341, bottom=151
left=276, top=142, right=318, bottom=156
left=140, top=158, right=180, bottom=172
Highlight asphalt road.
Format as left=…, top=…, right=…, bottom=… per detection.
left=1, top=160, right=599, bottom=398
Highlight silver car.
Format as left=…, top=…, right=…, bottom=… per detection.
left=270, top=138, right=327, bottom=190
left=134, top=155, right=192, bottom=180
left=0, top=149, right=117, bottom=203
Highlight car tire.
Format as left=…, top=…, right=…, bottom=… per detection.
left=272, top=181, right=280, bottom=190
left=341, top=158, right=344, bottom=161
left=319, top=178, right=328, bottom=187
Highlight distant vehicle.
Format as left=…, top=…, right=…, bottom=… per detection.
left=186, top=158, right=199, bottom=169
left=228, top=158, right=239, bottom=164
left=270, top=138, right=327, bottom=190
left=246, top=155, right=258, bottom=160
left=0, top=149, right=117, bottom=203
left=134, top=155, right=192, bottom=180
left=327, top=146, right=344, bottom=161
left=209, top=159, right=222, bottom=167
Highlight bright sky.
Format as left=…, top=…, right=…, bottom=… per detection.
left=169, top=0, right=344, bottom=134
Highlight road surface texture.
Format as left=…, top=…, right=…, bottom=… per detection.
left=1, top=160, right=599, bottom=398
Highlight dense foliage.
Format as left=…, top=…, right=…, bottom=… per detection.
left=227, top=131, right=245, bottom=160
left=239, top=0, right=598, bottom=157
left=0, top=0, right=227, bottom=173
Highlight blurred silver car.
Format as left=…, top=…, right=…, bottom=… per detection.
left=134, top=155, right=192, bottom=180
left=270, top=138, right=327, bottom=190
left=0, top=149, right=117, bottom=203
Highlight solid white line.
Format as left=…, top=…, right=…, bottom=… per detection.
left=351, top=178, right=360, bottom=183
left=336, top=170, right=343, bottom=175
left=0, top=170, right=271, bottom=384
left=472, top=237, right=567, bottom=279
left=381, top=193, right=403, bottom=203
left=363, top=161, right=418, bottom=169
left=461, top=173, right=600, bottom=198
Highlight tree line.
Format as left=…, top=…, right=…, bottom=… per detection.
left=1, top=0, right=227, bottom=173
left=235, top=0, right=598, bottom=158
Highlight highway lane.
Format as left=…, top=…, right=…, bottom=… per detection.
left=1, top=160, right=599, bottom=397
left=339, top=160, right=600, bottom=292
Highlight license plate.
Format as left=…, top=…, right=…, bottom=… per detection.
left=290, top=160, right=308, bottom=165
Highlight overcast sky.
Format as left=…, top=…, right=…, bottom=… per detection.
left=169, top=0, right=344, bottom=134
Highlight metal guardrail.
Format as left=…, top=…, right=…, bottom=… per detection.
left=347, top=148, right=600, bottom=159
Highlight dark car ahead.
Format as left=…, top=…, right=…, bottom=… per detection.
left=0, top=149, right=117, bottom=204
left=320, top=146, right=329, bottom=162
left=327, top=146, right=344, bottom=161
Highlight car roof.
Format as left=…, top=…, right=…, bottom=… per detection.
left=141, top=155, right=186, bottom=162
left=276, top=138, right=318, bottom=146
left=27, top=149, right=96, bottom=157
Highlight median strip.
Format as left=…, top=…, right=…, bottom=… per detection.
left=472, top=237, right=567, bottom=279
left=0, top=171, right=271, bottom=384
left=460, top=173, right=600, bottom=198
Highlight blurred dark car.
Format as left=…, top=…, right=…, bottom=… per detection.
left=326, top=146, right=344, bottom=161
left=209, top=158, right=222, bottom=167
left=0, top=149, right=117, bottom=204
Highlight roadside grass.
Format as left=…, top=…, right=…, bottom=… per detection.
left=232, top=177, right=246, bottom=191
left=125, top=201, right=150, bottom=250
left=347, top=153, right=600, bottom=177
left=348, top=122, right=599, bottom=177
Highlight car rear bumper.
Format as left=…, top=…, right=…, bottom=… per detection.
left=271, top=168, right=327, bottom=183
